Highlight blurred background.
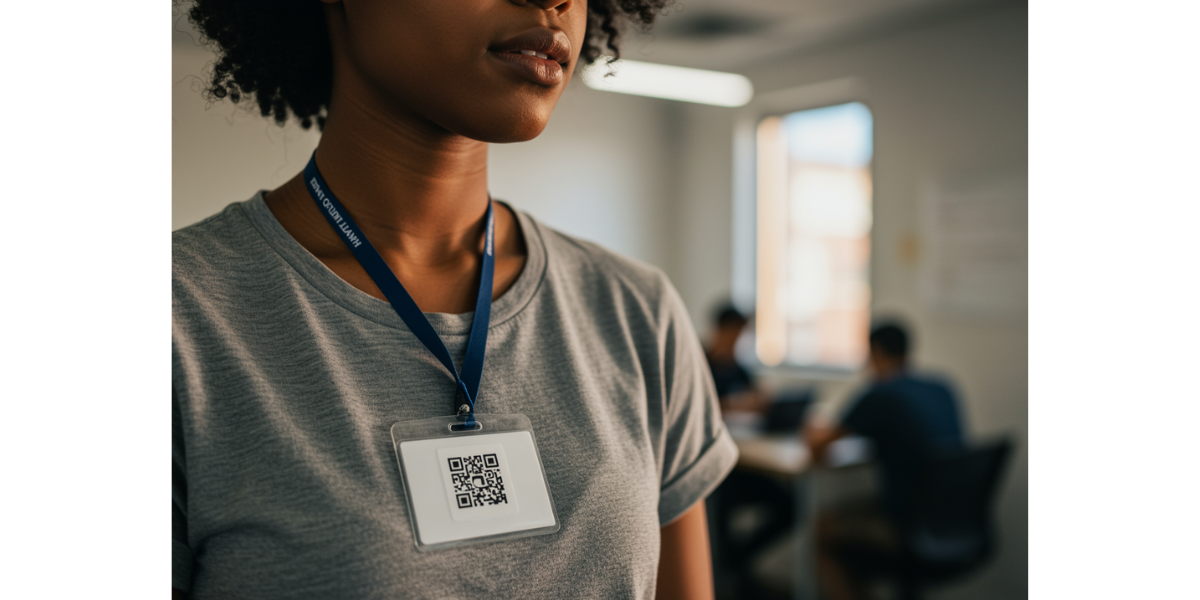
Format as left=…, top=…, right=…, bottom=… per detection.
left=173, top=0, right=1026, bottom=598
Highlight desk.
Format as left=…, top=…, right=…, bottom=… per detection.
left=734, top=435, right=809, bottom=476
left=730, top=435, right=871, bottom=600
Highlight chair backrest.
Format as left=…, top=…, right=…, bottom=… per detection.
left=900, top=438, right=1014, bottom=568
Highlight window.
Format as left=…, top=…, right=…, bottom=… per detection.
left=755, top=102, right=873, bottom=370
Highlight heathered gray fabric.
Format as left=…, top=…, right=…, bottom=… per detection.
left=172, top=193, right=738, bottom=599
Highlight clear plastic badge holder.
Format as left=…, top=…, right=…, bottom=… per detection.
left=391, top=413, right=559, bottom=551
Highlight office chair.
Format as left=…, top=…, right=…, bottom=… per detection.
left=835, top=437, right=1014, bottom=600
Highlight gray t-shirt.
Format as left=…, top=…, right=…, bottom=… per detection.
left=172, top=194, right=738, bottom=599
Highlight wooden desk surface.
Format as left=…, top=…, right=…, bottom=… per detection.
left=733, top=435, right=810, bottom=477
left=732, top=434, right=871, bottom=478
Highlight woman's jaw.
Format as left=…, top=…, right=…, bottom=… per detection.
left=321, top=0, right=586, bottom=144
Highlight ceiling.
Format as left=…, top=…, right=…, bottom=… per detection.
left=618, top=0, right=1011, bottom=71
left=173, top=0, right=1013, bottom=71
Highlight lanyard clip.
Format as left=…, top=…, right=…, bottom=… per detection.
left=453, top=402, right=480, bottom=431
left=456, top=389, right=477, bottom=428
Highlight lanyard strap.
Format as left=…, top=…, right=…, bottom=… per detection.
left=303, top=153, right=494, bottom=426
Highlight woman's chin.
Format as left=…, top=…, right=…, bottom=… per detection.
left=474, top=127, right=548, bottom=144
left=451, top=115, right=552, bottom=145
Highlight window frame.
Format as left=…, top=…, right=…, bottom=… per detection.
left=730, top=80, right=875, bottom=379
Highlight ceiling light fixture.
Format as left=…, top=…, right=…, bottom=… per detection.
left=580, top=58, right=754, bottom=107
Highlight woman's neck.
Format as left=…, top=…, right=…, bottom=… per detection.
left=314, top=93, right=491, bottom=249
left=264, top=88, right=526, bottom=313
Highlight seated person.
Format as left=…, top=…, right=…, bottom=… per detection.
left=804, top=321, right=966, bottom=600
left=706, top=305, right=768, bottom=414
left=704, top=305, right=792, bottom=594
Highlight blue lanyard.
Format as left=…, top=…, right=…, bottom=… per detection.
left=303, top=153, right=494, bottom=427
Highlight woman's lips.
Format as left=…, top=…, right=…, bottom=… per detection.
left=488, top=29, right=570, bottom=86
left=489, top=50, right=564, bottom=86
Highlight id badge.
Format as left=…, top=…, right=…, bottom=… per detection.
left=391, top=413, right=559, bottom=551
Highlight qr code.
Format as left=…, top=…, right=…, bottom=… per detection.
left=446, top=454, right=508, bottom=509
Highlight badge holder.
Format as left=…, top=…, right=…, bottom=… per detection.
left=391, top=413, right=559, bottom=551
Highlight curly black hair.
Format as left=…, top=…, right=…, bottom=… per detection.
left=180, top=0, right=673, bottom=130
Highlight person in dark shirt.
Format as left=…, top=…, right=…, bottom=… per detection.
left=704, top=305, right=791, bottom=596
left=805, top=321, right=966, bottom=600
left=705, top=305, right=766, bottom=413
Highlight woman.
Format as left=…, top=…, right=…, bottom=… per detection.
left=172, top=0, right=737, bottom=598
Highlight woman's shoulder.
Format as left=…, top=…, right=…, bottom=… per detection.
left=172, top=195, right=286, bottom=315
left=174, top=199, right=257, bottom=269
left=515, top=209, right=686, bottom=326
left=520, top=210, right=671, bottom=296
left=173, top=195, right=282, bottom=283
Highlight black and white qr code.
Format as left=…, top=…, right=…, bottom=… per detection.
left=446, top=454, right=508, bottom=509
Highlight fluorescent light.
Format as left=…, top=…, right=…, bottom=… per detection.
left=580, top=58, right=754, bottom=107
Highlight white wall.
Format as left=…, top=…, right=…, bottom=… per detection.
left=672, top=4, right=1028, bottom=599
left=173, top=39, right=320, bottom=231
left=488, top=83, right=679, bottom=269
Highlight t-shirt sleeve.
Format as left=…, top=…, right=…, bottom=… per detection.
left=172, top=390, right=193, bottom=593
left=655, top=281, right=739, bottom=526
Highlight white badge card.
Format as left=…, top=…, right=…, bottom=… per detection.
left=391, top=414, right=559, bottom=551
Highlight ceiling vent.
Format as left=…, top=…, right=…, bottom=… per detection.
left=657, top=11, right=772, bottom=40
